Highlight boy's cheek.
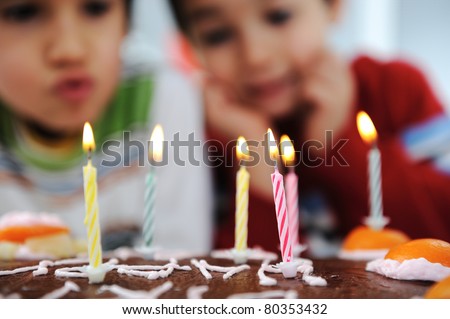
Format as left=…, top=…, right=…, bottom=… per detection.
left=287, top=30, right=324, bottom=71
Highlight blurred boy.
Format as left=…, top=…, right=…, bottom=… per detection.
left=0, top=0, right=212, bottom=253
left=168, top=0, right=450, bottom=252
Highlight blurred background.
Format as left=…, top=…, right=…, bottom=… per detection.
left=129, top=0, right=450, bottom=108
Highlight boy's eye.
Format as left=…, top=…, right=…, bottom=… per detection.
left=266, top=9, right=291, bottom=26
left=83, top=0, right=111, bottom=17
left=200, top=28, right=233, bottom=47
left=1, top=2, right=41, bottom=23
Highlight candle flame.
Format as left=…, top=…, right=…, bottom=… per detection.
left=267, top=128, right=279, bottom=161
left=236, top=136, right=250, bottom=161
left=280, top=135, right=295, bottom=166
left=357, top=111, right=378, bottom=145
left=82, top=122, right=96, bottom=153
left=149, top=124, right=164, bottom=162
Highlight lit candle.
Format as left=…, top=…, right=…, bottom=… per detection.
left=268, top=129, right=293, bottom=263
left=82, top=123, right=103, bottom=271
left=144, top=124, right=164, bottom=248
left=280, top=135, right=300, bottom=247
left=357, top=112, right=389, bottom=230
left=235, top=137, right=250, bottom=255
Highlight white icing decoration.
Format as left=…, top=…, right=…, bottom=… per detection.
left=98, top=282, right=173, bottom=299
left=186, top=285, right=209, bottom=299
left=258, top=260, right=278, bottom=286
left=33, top=258, right=90, bottom=277
left=115, top=259, right=191, bottom=280
left=256, top=259, right=327, bottom=287
left=303, top=275, right=327, bottom=287
left=194, top=259, right=250, bottom=280
left=54, top=259, right=118, bottom=281
left=223, top=265, right=250, bottom=280
left=191, top=259, right=212, bottom=280
left=200, top=260, right=234, bottom=272
left=33, top=267, right=49, bottom=277
left=0, top=257, right=92, bottom=278
left=297, top=264, right=314, bottom=276
left=264, top=265, right=282, bottom=274
left=41, top=281, right=80, bottom=299
left=228, top=290, right=298, bottom=299
left=0, top=265, right=39, bottom=276
left=366, top=258, right=450, bottom=282
left=55, top=267, right=89, bottom=278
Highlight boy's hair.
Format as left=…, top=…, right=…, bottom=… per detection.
left=126, top=0, right=133, bottom=19
left=168, top=0, right=188, bottom=35
left=167, top=0, right=334, bottom=36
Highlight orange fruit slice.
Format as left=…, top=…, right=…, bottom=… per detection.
left=425, top=276, right=450, bottom=299
left=0, top=225, right=69, bottom=244
left=342, top=226, right=410, bottom=251
left=385, top=239, right=450, bottom=267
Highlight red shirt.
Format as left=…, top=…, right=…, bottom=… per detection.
left=213, top=56, right=450, bottom=252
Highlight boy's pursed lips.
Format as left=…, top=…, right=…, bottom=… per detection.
left=52, top=72, right=94, bottom=105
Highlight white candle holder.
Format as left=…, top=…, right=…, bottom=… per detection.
left=135, top=246, right=161, bottom=260
left=364, top=216, right=390, bottom=231
left=277, top=261, right=300, bottom=279
left=231, top=249, right=248, bottom=264
left=86, top=263, right=110, bottom=284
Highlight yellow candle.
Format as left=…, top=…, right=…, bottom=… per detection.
left=235, top=137, right=250, bottom=252
left=82, top=122, right=102, bottom=269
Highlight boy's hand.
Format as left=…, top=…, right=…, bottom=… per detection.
left=298, top=51, right=355, bottom=147
left=202, top=75, right=274, bottom=198
left=202, top=76, right=270, bottom=142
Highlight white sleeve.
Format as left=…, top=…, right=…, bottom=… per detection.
left=150, top=67, right=213, bottom=254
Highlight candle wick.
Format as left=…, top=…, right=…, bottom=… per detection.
left=88, top=149, right=92, bottom=162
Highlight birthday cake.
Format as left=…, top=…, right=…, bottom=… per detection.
left=0, top=211, right=439, bottom=299
left=0, top=251, right=434, bottom=299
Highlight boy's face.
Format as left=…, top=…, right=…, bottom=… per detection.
left=186, top=0, right=340, bottom=118
left=0, top=0, right=127, bottom=134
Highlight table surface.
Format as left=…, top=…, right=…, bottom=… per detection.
left=0, top=257, right=433, bottom=299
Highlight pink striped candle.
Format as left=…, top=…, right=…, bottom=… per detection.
left=281, top=135, right=300, bottom=247
left=285, top=170, right=300, bottom=246
left=268, top=129, right=293, bottom=263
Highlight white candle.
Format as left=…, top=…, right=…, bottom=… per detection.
left=368, top=146, right=383, bottom=221
left=357, top=112, right=388, bottom=230
left=144, top=171, right=156, bottom=247
left=144, top=124, right=164, bottom=248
